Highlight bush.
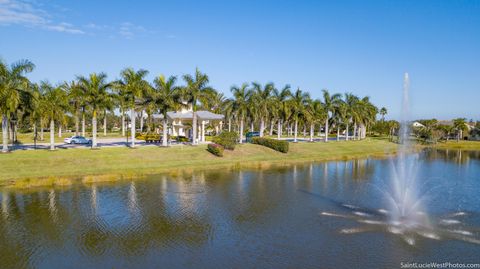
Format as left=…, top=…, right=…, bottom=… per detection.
left=144, top=134, right=161, bottom=143
left=177, top=136, right=189, bottom=142
left=251, top=137, right=289, bottom=153
left=212, top=131, right=238, bottom=150
left=207, top=143, right=224, bottom=157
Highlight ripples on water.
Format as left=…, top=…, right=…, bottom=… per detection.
left=0, top=149, right=479, bottom=268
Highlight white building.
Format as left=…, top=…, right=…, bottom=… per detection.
left=153, top=106, right=224, bottom=143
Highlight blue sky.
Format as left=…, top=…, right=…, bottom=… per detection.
left=1, top=0, right=479, bottom=120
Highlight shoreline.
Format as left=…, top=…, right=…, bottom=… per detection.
left=1, top=139, right=479, bottom=189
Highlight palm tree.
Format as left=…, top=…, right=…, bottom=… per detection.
left=251, top=82, right=274, bottom=137
left=309, top=99, right=326, bottom=141
left=115, top=68, right=150, bottom=147
left=222, top=99, right=234, bottom=132
left=78, top=73, right=112, bottom=148
left=380, top=107, right=387, bottom=121
left=322, top=89, right=341, bottom=142
left=332, top=99, right=347, bottom=141
left=453, top=118, right=467, bottom=142
left=344, top=93, right=359, bottom=141
left=231, top=83, right=251, bottom=143
left=40, top=82, right=68, bottom=150
left=290, top=88, right=310, bottom=142
left=182, top=68, right=213, bottom=145
left=144, top=75, right=181, bottom=147
left=64, top=80, right=85, bottom=136
left=0, top=59, right=35, bottom=152
left=357, top=96, right=378, bottom=139
left=102, top=92, right=115, bottom=137
left=23, top=83, right=43, bottom=146
left=113, top=83, right=131, bottom=137
left=272, top=85, right=291, bottom=139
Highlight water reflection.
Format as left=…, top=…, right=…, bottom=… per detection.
left=423, top=148, right=480, bottom=165
left=0, top=150, right=479, bottom=268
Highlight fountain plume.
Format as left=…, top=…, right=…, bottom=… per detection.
left=318, top=73, right=480, bottom=246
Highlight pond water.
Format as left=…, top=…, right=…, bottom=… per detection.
left=1, top=149, right=480, bottom=268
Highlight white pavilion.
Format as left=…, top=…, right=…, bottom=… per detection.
left=153, top=106, right=224, bottom=143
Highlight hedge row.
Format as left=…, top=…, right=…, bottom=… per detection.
left=207, top=143, right=224, bottom=157
left=251, top=137, right=289, bottom=153
left=212, top=131, right=238, bottom=150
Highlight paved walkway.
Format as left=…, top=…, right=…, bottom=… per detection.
left=7, top=136, right=352, bottom=151
left=7, top=137, right=197, bottom=151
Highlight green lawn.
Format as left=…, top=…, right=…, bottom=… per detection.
left=3, top=138, right=479, bottom=188
left=0, top=139, right=398, bottom=185
left=429, top=140, right=480, bottom=150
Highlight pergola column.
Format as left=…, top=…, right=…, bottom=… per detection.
left=201, top=120, right=206, bottom=142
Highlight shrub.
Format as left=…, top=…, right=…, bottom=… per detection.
left=207, top=143, right=224, bottom=157
left=144, top=134, right=161, bottom=143
left=177, top=136, right=189, bottom=142
left=251, top=137, right=289, bottom=153
left=212, top=131, right=238, bottom=150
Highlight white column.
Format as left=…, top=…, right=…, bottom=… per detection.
left=201, top=120, right=205, bottom=142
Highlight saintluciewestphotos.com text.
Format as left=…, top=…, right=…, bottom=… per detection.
left=401, top=262, right=480, bottom=268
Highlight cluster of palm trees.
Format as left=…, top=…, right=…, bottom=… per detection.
left=1, top=58, right=381, bottom=152
left=228, top=83, right=379, bottom=143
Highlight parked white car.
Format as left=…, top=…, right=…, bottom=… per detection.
left=64, top=136, right=92, bottom=144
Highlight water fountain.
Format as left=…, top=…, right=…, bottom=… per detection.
left=320, top=73, right=480, bottom=246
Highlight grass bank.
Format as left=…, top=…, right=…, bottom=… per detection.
left=0, top=139, right=399, bottom=188
left=427, top=141, right=480, bottom=150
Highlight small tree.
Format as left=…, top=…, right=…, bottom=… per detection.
left=453, top=118, right=468, bottom=142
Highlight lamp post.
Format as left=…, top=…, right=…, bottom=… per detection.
left=34, top=123, right=37, bottom=150
left=11, top=118, right=17, bottom=150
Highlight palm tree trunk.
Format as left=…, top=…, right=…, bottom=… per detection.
left=239, top=118, right=244, bottom=144
left=33, top=123, right=37, bottom=143
left=75, top=110, right=79, bottom=136
left=103, top=110, right=107, bottom=136
left=50, top=119, right=55, bottom=150
left=58, top=125, right=62, bottom=137
left=228, top=118, right=231, bottom=132
left=82, top=111, right=86, bottom=137
left=260, top=118, right=265, bottom=137
left=13, top=122, right=17, bottom=143
left=294, top=119, right=298, bottom=143
left=192, top=110, right=197, bottom=145
left=277, top=120, right=281, bottom=140
left=140, top=110, right=144, bottom=132
left=2, top=114, right=8, bottom=153
left=121, top=108, right=125, bottom=137
left=280, top=119, right=283, bottom=137
left=303, top=125, right=306, bottom=137
left=92, top=110, right=97, bottom=148
left=40, top=119, right=44, bottom=140
left=8, top=122, right=12, bottom=143
left=353, top=122, right=357, bottom=140
left=310, top=123, right=314, bottom=142
left=346, top=123, right=349, bottom=141
left=162, top=118, right=168, bottom=147
left=131, top=108, right=136, bottom=147
left=269, top=119, right=274, bottom=136
left=250, top=121, right=254, bottom=132
left=324, top=118, right=329, bottom=142
left=337, top=126, right=340, bottom=141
